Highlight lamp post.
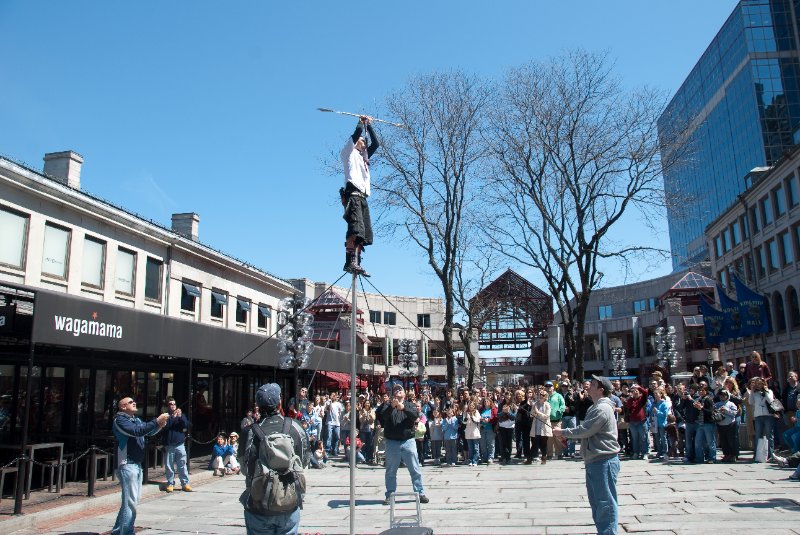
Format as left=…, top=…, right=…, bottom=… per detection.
left=655, top=325, right=679, bottom=380
left=397, top=338, right=419, bottom=390
left=276, top=294, right=315, bottom=404
left=610, top=347, right=627, bottom=378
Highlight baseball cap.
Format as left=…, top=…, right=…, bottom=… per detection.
left=392, top=384, right=404, bottom=394
left=591, top=375, right=613, bottom=392
left=544, top=381, right=553, bottom=387
left=256, top=383, right=281, bottom=409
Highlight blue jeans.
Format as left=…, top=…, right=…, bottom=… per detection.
left=244, top=507, right=300, bottom=535
left=684, top=423, right=698, bottom=462
left=629, top=422, right=647, bottom=457
left=695, top=423, right=716, bottom=462
left=111, top=463, right=142, bottom=535
left=783, top=426, right=800, bottom=453
left=754, top=415, right=775, bottom=460
left=479, top=427, right=495, bottom=462
left=326, top=425, right=340, bottom=454
left=562, top=416, right=577, bottom=455
left=655, top=426, right=667, bottom=458
left=165, top=444, right=189, bottom=486
left=585, top=456, right=620, bottom=535
left=384, top=438, right=425, bottom=499
left=467, top=439, right=480, bottom=464
left=361, top=430, right=374, bottom=462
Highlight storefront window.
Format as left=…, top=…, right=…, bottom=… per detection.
left=94, top=369, right=114, bottom=432
left=0, top=365, right=15, bottom=433
left=77, top=369, right=91, bottom=434
left=42, top=367, right=65, bottom=434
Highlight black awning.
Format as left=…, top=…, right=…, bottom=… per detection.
left=182, top=282, right=201, bottom=298
left=258, top=305, right=272, bottom=317
left=211, top=291, right=228, bottom=305
left=237, top=299, right=251, bottom=312
left=27, top=285, right=355, bottom=371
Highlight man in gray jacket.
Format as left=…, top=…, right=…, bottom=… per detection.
left=554, top=375, right=620, bottom=535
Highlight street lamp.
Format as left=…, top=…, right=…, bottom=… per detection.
left=655, top=325, right=679, bottom=378
left=276, top=295, right=315, bottom=403
left=610, top=347, right=627, bottom=377
left=397, top=338, right=419, bottom=389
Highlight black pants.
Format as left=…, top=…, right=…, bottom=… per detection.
left=498, top=427, right=514, bottom=461
left=718, top=423, right=737, bottom=458
left=519, top=425, right=532, bottom=459
left=530, top=435, right=548, bottom=459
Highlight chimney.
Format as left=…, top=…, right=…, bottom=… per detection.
left=171, top=212, right=200, bottom=241
left=43, top=151, right=84, bottom=189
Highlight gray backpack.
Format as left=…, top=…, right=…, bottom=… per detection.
left=248, top=417, right=306, bottom=514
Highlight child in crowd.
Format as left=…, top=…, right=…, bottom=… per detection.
left=666, top=414, right=679, bottom=459
left=464, top=401, right=482, bottom=467
left=414, top=402, right=427, bottom=465
left=344, top=430, right=366, bottom=465
left=210, top=433, right=235, bottom=476
left=310, top=439, right=327, bottom=469
left=226, top=432, right=241, bottom=474
left=442, top=407, right=460, bottom=466
left=429, top=409, right=444, bottom=465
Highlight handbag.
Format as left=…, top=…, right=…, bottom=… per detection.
left=766, top=397, right=785, bottom=414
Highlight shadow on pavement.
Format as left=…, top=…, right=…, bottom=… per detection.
left=731, top=497, right=800, bottom=510
left=327, top=499, right=386, bottom=508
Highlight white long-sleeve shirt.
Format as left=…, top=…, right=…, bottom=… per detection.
left=340, top=138, right=371, bottom=196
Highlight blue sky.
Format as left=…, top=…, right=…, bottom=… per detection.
left=0, top=1, right=738, bottom=298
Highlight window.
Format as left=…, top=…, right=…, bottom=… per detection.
left=236, top=298, right=250, bottom=324
left=417, top=314, right=431, bottom=328
left=42, top=223, right=70, bottom=278
left=714, top=236, right=723, bottom=258
left=756, top=246, right=767, bottom=278
left=181, top=281, right=201, bottom=312
left=780, top=231, right=794, bottom=265
left=718, top=269, right=727, bottom=288
left=741, top=215, right=750, bottom=239
left=81, top=236, right=105, bottom=288
left=383, top=311, right=396, bottom=325
left=633, top=299, right=648, bottom=314
left=750, top=206, right=761, bottom=233
left=0, top=207, right=28, bottom=269
left=768, top=239, right=780, bottom=271
left=788, top=176, right=799, bottom=207
left=731, top=221, right=741, bottom=246
left=598, top=305, right=612, bottom=320
left=211, top=290, right=227, bottom=319
left=722, top=229, right=731, bottom=252
left=115, top=248, right=136, bottom=295
left=257, top=304, right=271, bottom=329
left=369, top=310, right=381, bottom=324
left=144, top=257, right=163, bottom=301
left=774, top=185, right=786, bottom=217
left=760, top=196, right=773, bottom=226
left=744, top=253, right=755, bottom=282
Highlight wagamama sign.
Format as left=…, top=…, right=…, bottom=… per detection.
left=53, top=311, right=123, bottom=338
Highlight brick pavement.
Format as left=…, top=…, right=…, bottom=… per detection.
left=8, top=457, right=800, bottom=534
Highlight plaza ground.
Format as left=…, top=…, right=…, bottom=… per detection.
left=6, top=454, right=800, bottom=535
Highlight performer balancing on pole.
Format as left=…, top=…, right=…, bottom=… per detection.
left=340, top=115, right=379, bottom=276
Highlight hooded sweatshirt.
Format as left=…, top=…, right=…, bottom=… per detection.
left=560, top=397, right=620, bottom=464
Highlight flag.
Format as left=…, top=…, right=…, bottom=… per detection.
left=700, top=297, right=726, bottom=344
left=733, top=276, right=770, bottom=335
left=717, top=285, right=742, bottom=341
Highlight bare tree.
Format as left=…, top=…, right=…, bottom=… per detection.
left=375, top=71, right=490, bottom=387
left=486, top=50, right=681, bottom=380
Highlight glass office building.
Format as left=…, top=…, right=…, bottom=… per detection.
left=659, top=0, right=800, bottom=270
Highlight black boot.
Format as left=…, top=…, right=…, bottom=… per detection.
left=343, top=250, right=359, bottom=273
left=356, top=248, right=370, bottom=277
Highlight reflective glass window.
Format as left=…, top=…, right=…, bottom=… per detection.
left=115, top=248, right=135, bottom=295
left=0, top=207, right=28, bottom=269
left=42, top=223, right=70, bottom=278
left=81, top=236, right=105, bottom=288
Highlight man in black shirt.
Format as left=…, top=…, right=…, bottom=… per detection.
left=375, top=384, right=428, bottom=506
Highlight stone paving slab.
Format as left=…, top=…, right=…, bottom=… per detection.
left=9, top=457, right=800, bottom=534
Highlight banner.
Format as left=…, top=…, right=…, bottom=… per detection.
left=733, top=276, right=771, bottom=336
left=700, top=298, right=726, bottom=345
left=717, top=285, right=741, bottom=341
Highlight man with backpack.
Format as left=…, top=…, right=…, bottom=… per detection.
left=239, top=383, right=309, bottom=535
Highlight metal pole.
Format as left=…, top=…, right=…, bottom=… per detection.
left=187, top=357, right=193, bottom=474
left=14, top=324, right=36, bottom=514
left=349, top=272, right=357, bottom=535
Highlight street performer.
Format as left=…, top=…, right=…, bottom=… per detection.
left=340, top=115, right=380, bottom=276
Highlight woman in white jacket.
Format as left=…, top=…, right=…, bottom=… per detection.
left=530, top=389, right=552, bottom=464
left=748, top=377, right=778, bottom=461
left=463, top=401, right=482, bottom=466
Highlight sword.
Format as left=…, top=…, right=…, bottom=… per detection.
left=317, top=107, right=407, bottom=128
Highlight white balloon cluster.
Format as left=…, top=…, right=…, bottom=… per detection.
left=276, top=295, right=315, bottom=369
left=655, top=325, right=679, bottom=368
left=397, top=338, right=419, bottom=377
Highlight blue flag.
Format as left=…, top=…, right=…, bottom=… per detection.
left=733, top=276, right=770, bottom=336
left=700, top=297, right=726, bottom=344
left=716, top=285, right=741, bottom=341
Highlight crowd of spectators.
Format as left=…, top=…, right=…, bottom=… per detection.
left=234, top=351, right=800, bottom=474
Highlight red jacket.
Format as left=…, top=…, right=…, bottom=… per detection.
left=625, top=387, right=648, bottom=423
